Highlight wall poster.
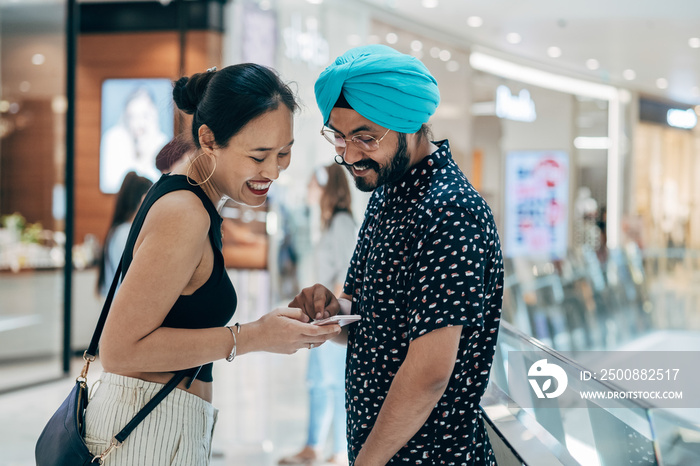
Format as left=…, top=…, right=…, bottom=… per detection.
left=100, top=78, right=173, bottom=194
left=504, top=150, right=569, bottom=258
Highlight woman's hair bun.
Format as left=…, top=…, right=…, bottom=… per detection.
left=172, top=72, right=216, bottom=115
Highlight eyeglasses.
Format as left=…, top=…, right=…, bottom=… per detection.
left=320, top=127, right=392, bottom=154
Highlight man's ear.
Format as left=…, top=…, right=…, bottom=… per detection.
left=198, top=125, right=217, bottom=155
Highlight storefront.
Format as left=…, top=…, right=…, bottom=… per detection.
left=0, top=0, right=70, bottom=392
left=631, top=97, right=700, bottom=250
left=0, top=0, right=227, bottom=393
left=467, top=49, right=633, bottom=259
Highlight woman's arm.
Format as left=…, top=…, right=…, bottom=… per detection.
left=100, top=191, right=339, bottom=373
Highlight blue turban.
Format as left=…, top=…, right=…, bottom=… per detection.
left=315, top=45, right=440, bottom=134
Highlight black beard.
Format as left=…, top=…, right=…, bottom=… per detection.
left=346, top=133, right=410, bottom=192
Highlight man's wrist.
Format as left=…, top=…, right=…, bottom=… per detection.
left=338, top=297, right=352, bottom=315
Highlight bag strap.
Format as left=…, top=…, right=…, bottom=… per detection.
left=83, top=255, right=202, bottom=453
left=114, top=369, right=189, bottom=443
left=85, top=260, right=122, bottom=359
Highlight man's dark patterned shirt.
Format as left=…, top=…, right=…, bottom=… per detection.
left=343, top=140, right=503, bottom=465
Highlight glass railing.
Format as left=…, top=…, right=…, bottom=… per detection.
left=502, top=244, right=700, bottom=354
left=482, top=320, right=700, bottom=466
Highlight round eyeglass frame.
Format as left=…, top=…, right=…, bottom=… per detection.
left=320, top=127, right=392, bottom=155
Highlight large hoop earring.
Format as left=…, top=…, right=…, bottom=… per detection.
left=187, top=151, right=217, bottom=186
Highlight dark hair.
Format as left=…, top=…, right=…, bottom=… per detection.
left=97, top=171, right=153, bottom=293
left=319, top=163, right=353, bottom=229
left=173, top=64, right=298, bottom=149
left=416, top=123, right=433, bottom=143
left=155, top=133, right=195, bottom=172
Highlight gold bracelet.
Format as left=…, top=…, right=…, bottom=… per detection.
left=225, top=326, right=237, bottom=362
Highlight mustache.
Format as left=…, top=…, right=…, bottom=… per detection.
left=336, top=156, right=380, bottom=172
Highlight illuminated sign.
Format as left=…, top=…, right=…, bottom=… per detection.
left=666, top=108, right=697, bottom=129
left=283, top=14, right=329, bottom=68
left=640, top=98, right=696, bottom=130
left=496, top=85, right=537, bottom=122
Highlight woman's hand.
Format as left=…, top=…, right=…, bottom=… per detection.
left=246, top=307, right=341, bottom=354
left=288, top=284, right=340, bottom=321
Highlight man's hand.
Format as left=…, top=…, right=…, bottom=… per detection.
left=288, top=284, right=340, bottom=321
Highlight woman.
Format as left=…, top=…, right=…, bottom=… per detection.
left=84, top=64, right=341, bottom=465
left=96, top=171, right=153, bottom=296
left=280, top=164, right=356, bottom=465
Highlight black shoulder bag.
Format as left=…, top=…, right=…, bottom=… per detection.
left=35, top=261, right=201, bottom=465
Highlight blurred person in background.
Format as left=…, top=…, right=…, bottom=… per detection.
left=156, top=132, right=195, bottom=174
left=279, top=164, right=356, bottom=466
left=291, top=45, right=504, bottom=465
left=96, top=171, right=153, bottom=296
left=84, top=64, right=340, bottom=466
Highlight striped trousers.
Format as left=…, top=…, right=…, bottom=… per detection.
left=84, top=372, right=218, bottom=466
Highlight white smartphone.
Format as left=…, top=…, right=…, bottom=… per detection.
left=312, top=315, right=361, bottom=327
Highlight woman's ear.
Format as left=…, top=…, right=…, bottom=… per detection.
left=198, top=125, right=217, bottom=155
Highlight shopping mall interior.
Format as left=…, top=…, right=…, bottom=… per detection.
left=2, top=0, right=700, bottom=465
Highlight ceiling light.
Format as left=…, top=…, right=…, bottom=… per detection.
left=470, top=52, right=619, bottom=100
left=306, top=0, right=324, bottom=4
left=19, top=81, right=30, bottom=92
left=0, top=101, right=9, bottom=113
left=32, top=53, right=45, bottom=65
left=439, top=50, right=452, bottom=61
left=622, top=69, right=636, bottom=80
left=385, top=33, right=398, bottom=44
left=689, top=37, right=700, bottom=48
left=467, top=16, right=483, bottom=28
left=586, top=59, right=599, bottom=70
left=446, top=60, right=460, bottom=72
left=306, top=17, right=318, bottom=29
left=52, top=96, right=68, bottom=114
left=574, top=137, right=610, bottom=150
left=656, top=78, right=668, bottom=89
left=506, top=33, right=522, bottom=45
left=421, top=0, right=438, bottom=8
left=547, top=46, right=562, bottom=58
left=429, top=46, right=441, bottom=58
left=410, top=40, right=423, bottom=51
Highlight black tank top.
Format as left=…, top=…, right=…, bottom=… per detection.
left=121, top=174, right=237, bottom=382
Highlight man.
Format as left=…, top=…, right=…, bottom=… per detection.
left=291, top=44, right=503, bottom=465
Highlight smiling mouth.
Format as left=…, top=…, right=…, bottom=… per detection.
left=247, top=180, right=272, bottom=193
left=350, top=162, right=375, bottom=175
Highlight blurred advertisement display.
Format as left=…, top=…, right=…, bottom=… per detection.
left=100, top=78, right=173, bottom=193
left=505, top=150, right=569, bottom=258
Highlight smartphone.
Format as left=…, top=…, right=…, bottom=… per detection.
left=312, top=315, right=361, bottom=327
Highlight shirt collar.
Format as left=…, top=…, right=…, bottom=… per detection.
left=383, top=139, right=452, bottom=199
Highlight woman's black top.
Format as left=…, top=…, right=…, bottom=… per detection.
left=121, top=173, right=237, bottom=383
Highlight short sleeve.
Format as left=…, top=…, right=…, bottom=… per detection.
left=407, top=207, right=489, bottom=341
